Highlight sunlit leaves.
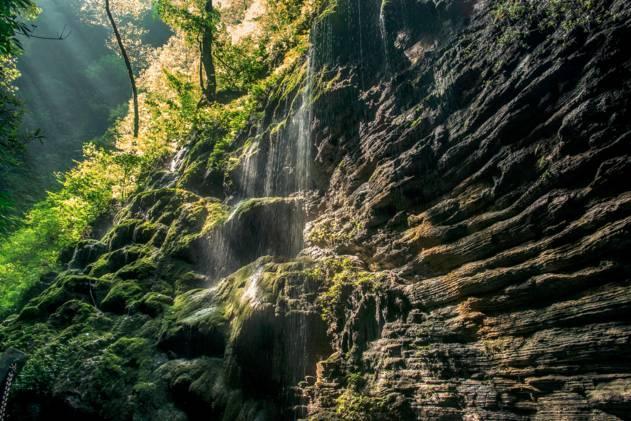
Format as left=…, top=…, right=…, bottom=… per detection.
left=155, top=0, right=219, bottom=45
left=80, top=0, right=155, bottom=69
left=0, top=55, right=25, bottom=235
left=0, top=143, right=147, bottom=314
left=0, top=0, right=38, bottom=54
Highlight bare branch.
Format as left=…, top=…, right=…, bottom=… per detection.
left=22, top=24, right=72, bottom=41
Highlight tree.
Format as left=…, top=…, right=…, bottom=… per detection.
left=200, top=0, right=216, bottom=103
left=155, top=0, right=218, bottom=103
left=80, top=0, right=151, bottom=137
left=0, top=0, right=36, bottom=54
left=105, top=0, right=139, bottom=138
left=0, top=0, right=37, bottom=235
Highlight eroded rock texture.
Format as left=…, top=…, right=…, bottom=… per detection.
left=1, top=0, right=630, bottom=420
left=304, top=0, right=631, bottom=419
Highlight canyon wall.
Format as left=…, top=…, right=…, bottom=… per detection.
left=2, top=0, right=630, bottom=419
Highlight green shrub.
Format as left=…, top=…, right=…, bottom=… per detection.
left=0, top=144, right=143, bottom=315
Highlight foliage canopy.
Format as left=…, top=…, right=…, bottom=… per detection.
left=0, top=0, right=38, bottom=54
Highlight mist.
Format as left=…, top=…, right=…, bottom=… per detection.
left=14, top=0, right=169, bottom=206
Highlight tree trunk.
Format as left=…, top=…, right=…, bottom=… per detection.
left=198, top=39, right=205, bottom=92
left=200, top=0, right=216, bottom=103
left=105, top=0, right=139, bottom=138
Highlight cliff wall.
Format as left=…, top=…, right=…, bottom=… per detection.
left=1, top=0, right=630, bottom=420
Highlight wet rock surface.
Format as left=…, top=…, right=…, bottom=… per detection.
left=1, top=0, right=631, bottom=420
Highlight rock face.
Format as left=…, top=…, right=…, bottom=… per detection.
left=1, top=0, right=631, bottom=420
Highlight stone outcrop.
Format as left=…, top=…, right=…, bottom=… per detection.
left=302, top=0, right=631, bottom=419
left=1, top=0, right=630, bottom=420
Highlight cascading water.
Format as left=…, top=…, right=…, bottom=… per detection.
left=238, top=54, right=315, bottom=199
left=169, top=146, right=188, bottom=173
left=379, top=0, right=390, bottom=75
left=198, top=43, right=318, bottom=284
left=357, top=0, right=366, bottom=89
left=291, top=53, right=315, bottom=195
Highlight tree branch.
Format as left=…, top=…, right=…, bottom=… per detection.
left=105, top=0, right=139, bottom=138
left=22, top=24, right=72, bottom=41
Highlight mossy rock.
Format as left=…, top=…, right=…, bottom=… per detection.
left=89, top=245, right=151, bottom=278
left=105, top=218, right=165, bottom=249
left=157, top=357, right=234, bottom=418
left=161, top=198, right=227, bottom=263
left=134, top=221, right=165, bottom=245
left=101, top=281, right=145, bottom=314
left=174, top=270, right=208, bottom=292
left=158, top=316, right=227, bottom=358
left=126, top=188, right=203, bottom=226
left=49, top=299, right=97, bottom=327
left=159, top=288, right=227, bottom=358
left=57, top=274, right=106, bottom=295
left=19, top=274, right=111, bottom=319
left=229, top=197, right=293, bottom=219
left=67, top=240, right=108, bottom=270
left=178, top=158, right=226, bottom=198
left=136, top=292, right=173, bottom=317
left=115, top=255, right=159, bottom=281
left=105, top=219, right=141, bottom=250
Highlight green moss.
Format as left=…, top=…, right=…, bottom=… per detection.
left=333, top=370, right=387, bottom=420
left=157, top=358, right=227, bottom=408
left=5, top=302, right=167, bottom=419
left=126, top=188, right=204, bottom=227
left=165, top=257, right=314, bottom=349
left=493, top=0, right=599, bottom=45
left=230, top=197, right=288, bottom=219
left=49, top=299, right=97, bottom=326
left=89, top=244, right=155, bottom=278
left=272, top=58, right=308, bottom=104
left=0, top=320, right=54, bottom=353
left=178, top=159, right=206, bottom=186
left=15, top=327, right=115, bottom=395
left=135, top=220, right=165, bottom=245
left=161, top=197, right=228, bottom=258
left=104, top=218, right=142, bottom=249
left=208, top=257, right=323, bottom=343
left=306, top=215, right=364, bottom=249
left=19, top=274, right=109, bottom=319
left=115, top=254, right=159, bottom=280
left=179, top=304, right=227, bottom=329
left=317, top=258, right=384, bottom=328
left=101, top=281, right=144, bottom=314
left=335, top=387, right=387, bottom=421
left=137, top=292, right=173, bottom=316
left=107, top=336, right=150, bottom=362
left=309, top=66, right=342, bottom=105
left=171, top=270, right=205, bottom=292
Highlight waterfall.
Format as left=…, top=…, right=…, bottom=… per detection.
left=192, top=22, right=323, bottom=420
left=294, top=53, right=314, bottom=194
left=169, top=146, right=188, bottom=173
left=234, top=45, right=315, bottom=199
left=261, top=55, right=314, bottom=198
left=198, top=61, right=317, bottom=276
left=357, top=0, right=365, bottom=89
left=237, top=141, right=259, bottom=198
left=379, top=0, right=390, bottom=75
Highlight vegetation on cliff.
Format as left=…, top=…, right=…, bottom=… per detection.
left=1, top=0, right=630, bottom=419
left=0, top=0, right=329, bottom=313
left=0, top=0, right=38, bottom=234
